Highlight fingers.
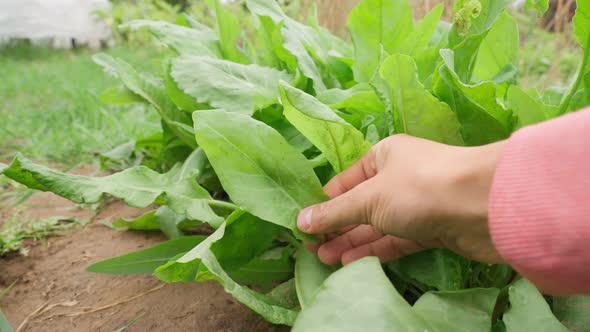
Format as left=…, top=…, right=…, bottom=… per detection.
left=298, top=179, right=378, bottom=234
left=299, top=145, right=380, bottom=235
left=317, top=225, right=383, bottom=265
left=303, top=226, right=360, bottom=254
left=323, top=147, right=378, bottom=198
left=303, top=236, right=323, bottom=253
left=341, top=236, right=427, bottom=265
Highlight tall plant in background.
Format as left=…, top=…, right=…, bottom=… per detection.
left=2, top=0, right=590, bottom=330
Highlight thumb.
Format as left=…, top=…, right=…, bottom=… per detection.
left=297, top=179, right=378, bottom=234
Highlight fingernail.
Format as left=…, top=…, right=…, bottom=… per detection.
left=297, top=207, right=312, bottom=231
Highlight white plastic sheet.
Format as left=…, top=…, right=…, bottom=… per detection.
left=0, top=0, right=112, bottom=49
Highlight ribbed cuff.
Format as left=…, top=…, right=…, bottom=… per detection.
left=488, top=110, right=590, bottom=295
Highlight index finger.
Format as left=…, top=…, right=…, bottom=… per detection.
left=323, top=147, right=378, bottom=198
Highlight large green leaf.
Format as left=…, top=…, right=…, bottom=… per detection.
left=413, top=288, right=500, bottom=332
left=415, top=21, right=452, bottom=83
left=152, top=252, right=201, bottom=283
left=347, top=0, right=414, bottom=82
left=154, top=206, right=187, bottom=239
left=434, top=50, right=512, bottom=145
left=502, top=278, right=568, bottom=332
left=293, top=257, right=502, bottom=331
left=387, top=249, right=470, bottom=291
left=193, top=110, right=327, bottom=240
left=317, top=83, right=389, bottom=134
left=316, top=84, right=386, bottom=130
left=249, top=0, right=325, bottom=90
left=395, top=3, right=445, bottom=58
left=252, top=14, right=284, bottom=68
left=98, top=85, right=145, bottom=105
left=253, top=106, right=312, bottom=152
left=553, top=296, right=590, bottom=332
left=267, top=279, right=300, bottom=310
left=197, top=246, right=297, bottom=325
left=86, top=236, right=206, bottom=275
left=93, top=53, right=196, bottom=148
left=154, top=211, right=252, bottom=283
left=280, top=83, right=372, bottom=173
left=213, top=0, right=249, bottom=64
left=0, top=309, right=12, bottom=332
left=209, top=212, right=282, bottom=272
left=157, top=211, right=290, bottom=290
left=156, top=213, right=299, bottom=325
left=473, top=12, right=518, bottom=82
left=292, top=257, right=431, bottom=332
left=507, top=86, right=557, bottom=129
left=280, top=27, right=330, bottom=91
left=379, top=54, right=464, bottom=145
left=111, top=206, right=203, bottom=238
left=0, top=155, right=223, bottom=227
left=224, top=247, right=294, bottom=290
left=294, top=248, right=335, bottom=309
left=164, top=63, right=204, bottom=112
left=171, top=55, right=291, bottom=114
left=317, top=84, right=385, bottom=114
left=120, top=20, right=221, bottom=57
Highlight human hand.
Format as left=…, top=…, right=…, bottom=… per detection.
left=297, top=134, right=506, bottom=265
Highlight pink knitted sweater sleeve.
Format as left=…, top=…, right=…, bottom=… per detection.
left=489, top=108, right=590, bottom=295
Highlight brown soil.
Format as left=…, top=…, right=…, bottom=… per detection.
left=0, top=166, right=287, bottom=332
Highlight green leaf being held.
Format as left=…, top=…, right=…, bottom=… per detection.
left=193, top=110, right=327, bottom=240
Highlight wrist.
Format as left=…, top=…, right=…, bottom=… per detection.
left=460, top=140, right=507, bottom=222
left=436, top=140, right=507, bottom=263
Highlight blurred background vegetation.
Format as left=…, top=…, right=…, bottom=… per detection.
left=0, top=0, right=581, bottom=167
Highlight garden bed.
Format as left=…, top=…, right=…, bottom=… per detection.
left=0, top=191, right=283, bottom=331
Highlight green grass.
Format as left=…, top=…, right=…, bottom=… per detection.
left=0, top=176, right=90, bottom=256
left=516, top=12, right=582, bottom=92
left=0, top=43, right=164, bottom=165
left=0, top=211, right=80, bottom=256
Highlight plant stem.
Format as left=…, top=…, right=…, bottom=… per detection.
left=309, top=154, right=328, bottom=168
left=208, top=200, right=239, bottom=211
left=281, top=231, right=302, bottom=248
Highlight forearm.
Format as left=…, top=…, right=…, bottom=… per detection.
left=489, top=108, right=590, bottom=295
